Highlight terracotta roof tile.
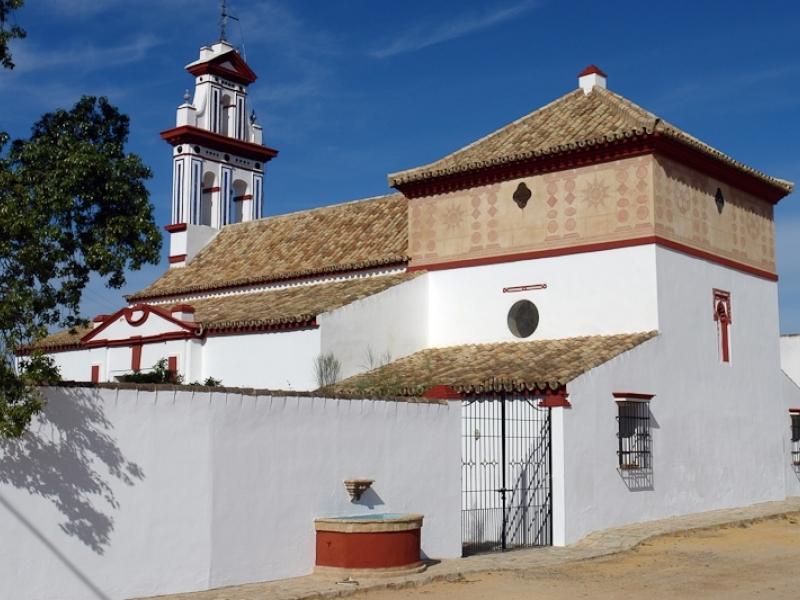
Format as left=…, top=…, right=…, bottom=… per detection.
left=32, top=273, right=420, bottom=351
left=129, top=193, right=408, bottom=301
left=191, top=272, right=420, bottom=332
left=388, top=88, right=793, bottom=194
left=334, top=331, right=658, bottom=396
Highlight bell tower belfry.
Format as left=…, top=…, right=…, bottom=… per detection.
left=160, top=32, right=278, bottom=268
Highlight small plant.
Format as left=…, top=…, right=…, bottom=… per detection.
left=314, top=352, right=342, bottom=389
left=203, top=376, right=222, bottom=387
left=118, top=358, right=182, bottom=384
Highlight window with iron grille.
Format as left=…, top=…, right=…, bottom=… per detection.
left=617, top=401, right=651, bottom=470
left=791, top=413, right=800, bottom=466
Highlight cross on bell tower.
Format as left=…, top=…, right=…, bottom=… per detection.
left=159, top=29, right=279, bottom=268
left=219, top=0, right=238, bottom=42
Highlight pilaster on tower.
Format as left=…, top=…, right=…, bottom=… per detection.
left=160, top=40, right=278, bottom=268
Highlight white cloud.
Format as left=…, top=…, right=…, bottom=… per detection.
left=650, top=64, right=800, bottom=114
left=12, top=35, right=160, bottom=74
left=370, top=1, right=538, bottom=59
left=39, top=0, right=194, bottom=17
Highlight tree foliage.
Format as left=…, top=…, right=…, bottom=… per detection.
left=0, top=0, right=25, bottom=70
left=0, top=96, right=162, bottom=437
left=117, top=359, right=181, bottom=385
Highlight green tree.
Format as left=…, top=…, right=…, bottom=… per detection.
left=0, top=96, right=162, bottom=437
left=0, top=0, right=25, bottom=70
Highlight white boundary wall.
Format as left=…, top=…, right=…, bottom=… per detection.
left=557, top=247, right=786, bottom=544
left=0, top=386, right=461, bottom=600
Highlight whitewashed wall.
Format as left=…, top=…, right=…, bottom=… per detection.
left=427, top=245, right=660, bottom=347
left=0, top=385, right=461, bottom=600
left=780, top=373, right=800, bottom=497
left=780, top=335, right=800, bottom=386
left=319, top=275, right=429, bottom=379
left=48, top=347, right=107, bottom=383
left=49, top=340, right=197, bottom=384
left=558, top=247, right=785, bottom=544
left=202, top=329, right=321, bottom=390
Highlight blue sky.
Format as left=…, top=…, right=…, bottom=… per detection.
left=2, top=0, right=799, bottom=331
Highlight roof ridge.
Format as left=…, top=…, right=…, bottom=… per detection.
left=223, top=192, right=403, bottom=230
left=387, top=89, right=583, bottom=181
left=174, top=192, right=404, bottom=273
left=594, top=88, right=659, bottom=129
left=387, top=83, right=793, bottom=195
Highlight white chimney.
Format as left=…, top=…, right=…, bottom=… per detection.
left=578, top=65, right=607, bottom=94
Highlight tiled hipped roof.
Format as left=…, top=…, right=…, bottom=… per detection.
left=388, top=87, right=793, bottom=194
left=189, top=272, right=420, bottom=333
left=31, top=273, right=421, bottom=351
left=129, top=194, right=408, bottom=301
left=335, top=331, right=658, bottom=396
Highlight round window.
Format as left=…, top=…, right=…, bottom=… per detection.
left=507, top=300, right=539, bottom=338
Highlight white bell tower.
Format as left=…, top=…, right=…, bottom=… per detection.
left=160, top=23, right=278, bottom=268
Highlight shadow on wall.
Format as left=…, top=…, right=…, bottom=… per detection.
left=0, top=388, right=144, bottom=554
left=353, top=486, right=385, bottom=510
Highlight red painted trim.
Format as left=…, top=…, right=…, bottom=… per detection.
left=422, top=385, right=462, bottom=400
left=539, top=388, right=572, bottom=408
left=169, top=254, right=188, bottom=264
left=789, top=408, right=800, bottom=413
left=161, top=125, right=278, bottom=163
left=315, top=529, right=421, bottom=569
left=20, top=331, right=197, bottom=355
left=657, top=238, right=777, bottom=281
left=131, top=343, right=142, bottom=371
left=90, top=365, right=100, bottom=384
left=612, top=392, right=655, bottom=400
left=233, top=194, right=253, bottom=202
left=81, top=303, right=198, bottom=344
left=84, top=331, right=196, bottom=349
left=396, top=135, right=655, bottom=199
left=408, top=238, right=656, bottom=272
left=408, top=236, right=778, bottom=281
left=129, top=261, right=409, bottom=302
left=720, top=316, right=730, bottom=362
left=186, top=50, right=258, bottom=85
left=202, top=186, right=221, bottom=193
left=395, top=135, right=789, bottom=204
left=716, top=299, right=731, bottom=363
left=164, top=223, right=187, bottom=233
left=170, top=304, right=195, bottom=314
left=92, top=314, right=111, bottom=323
left=579, top=64, right=607, bottom=77
left=713, top=289, right=732, bottom=324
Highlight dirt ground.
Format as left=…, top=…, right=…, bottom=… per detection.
left=356, top=513, right=800, bottom=599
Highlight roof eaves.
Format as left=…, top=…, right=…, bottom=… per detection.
left=127, top=256, right=409, bottom=302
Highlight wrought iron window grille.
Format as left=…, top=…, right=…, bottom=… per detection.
left=791, top=413, right=800, bottom=466
left=616, top=400, right=651, bottom=470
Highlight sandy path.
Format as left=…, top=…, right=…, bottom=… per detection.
left=356, top=513, right=800, bottom=599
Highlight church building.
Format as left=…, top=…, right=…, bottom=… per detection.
left=28, top=36, right=800, bottom=548
left=33, top=42, right=793, bottom=395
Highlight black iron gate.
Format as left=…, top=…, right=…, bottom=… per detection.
left=461, top=394, right=552, bottom=555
